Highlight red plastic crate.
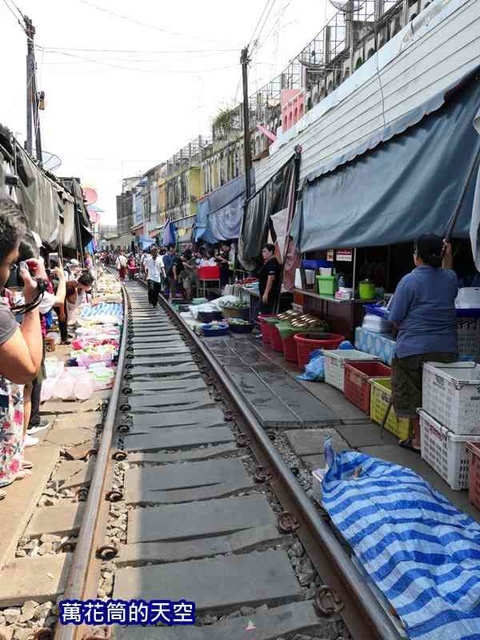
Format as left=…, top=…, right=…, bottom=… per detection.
left=294, top=333, right=345, bottom=369
left=259, top=314, right=275, bottom=345
left=468, top=443, right=480, bottom=510
left=344, top=361, right=391, bottom=414
left=197, top=265, right=220, bottom=280
left=282, top=335, right=298, bottom=363
left=270, top=324, right=284, bottom=352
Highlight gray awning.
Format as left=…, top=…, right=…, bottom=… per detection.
left=291, top=68, right=480, bottom=252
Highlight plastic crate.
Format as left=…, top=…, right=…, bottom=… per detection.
left=301, top=259, right=332, bottom=270
left=467, top=443, right=480, bottom=509
left=282, top=334, right=299, bottom=363
left=294, top=333, right=345, bottom=369
left=316, top=275, right=337, bottom=296
left=324, top=350, right=379, bottom=392
left=370, top=378, right=410, bottom=440
left=456, top=318, right=480, bottom=357
left=422, top=362, right=480, bottom=435
left=197, top=265, right=220, bottom=280
left=344, top=361, right=391, bottom=413
left=419, top=410, right=480, bottom=490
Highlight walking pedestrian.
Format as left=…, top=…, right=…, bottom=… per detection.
left=143, top=246, right=165, bottom=308
left=116, top=250, right=128, bottom=282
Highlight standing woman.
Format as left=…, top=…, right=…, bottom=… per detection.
left=258, top=243, right=281, bottom=314
left=0, top=200, right=43, bottom=494
left=389, top=235, right=458, bottom=451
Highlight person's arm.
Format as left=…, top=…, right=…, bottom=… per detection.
left=442, top=242, right=453, bottom=270
left=52, top=267, right=66, bottom=306
left=388, top=277, right=413, bottom=329
left=0, top=263, right=43, bottom=383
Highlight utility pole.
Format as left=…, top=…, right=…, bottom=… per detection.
left=24, top=15, right=43, bottom=165
left=25, top=15, right=34, bottom=156
left=241, top=46, right=252, bottom=202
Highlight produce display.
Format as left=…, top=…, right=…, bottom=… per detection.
left=218, top=299, right=249, bottom=309
left=194, top=321, right=229, bottom=337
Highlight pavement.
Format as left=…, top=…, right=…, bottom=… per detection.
left=201, top=333, right=480, bottom=523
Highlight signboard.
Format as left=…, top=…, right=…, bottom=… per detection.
left=336, top=249, right=353, bottom=262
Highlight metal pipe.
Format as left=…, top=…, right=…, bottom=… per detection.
left=168, top=298, right=401, bottom=640
left=54, top=285, right=128, bottom=640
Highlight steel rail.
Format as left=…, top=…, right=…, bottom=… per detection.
left=158, top=289, right=401, bottom=640
left=54, top=285, right=129, bottom=640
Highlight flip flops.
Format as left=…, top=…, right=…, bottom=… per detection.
left=399, top=439, right=421, bottom=453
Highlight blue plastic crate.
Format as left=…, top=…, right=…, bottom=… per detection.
left=301, top=259, right=333, bottom=270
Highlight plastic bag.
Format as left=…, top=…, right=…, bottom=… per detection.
left=297, top=353, right=325, bottom=381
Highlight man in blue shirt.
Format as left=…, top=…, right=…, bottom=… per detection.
left=389, top=235, right=458, bottom=451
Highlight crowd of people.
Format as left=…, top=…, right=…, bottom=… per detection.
left=0, top=198, right=97, bottom=498
left=103, top=241, right=282, bottom=314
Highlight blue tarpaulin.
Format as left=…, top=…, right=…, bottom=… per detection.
left=196, top=176, right=245, bottom=243
left=291, top=68, right=480, bottom=252
left=322, top=446, right=480, bottom=640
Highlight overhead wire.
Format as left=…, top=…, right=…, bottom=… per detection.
left=250, top=0, right=277, bottom=55
left=0, top=0, right=26, bottom=32
left=74, top=0, right=235, bottom=46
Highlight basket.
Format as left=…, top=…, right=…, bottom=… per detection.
left=271, top=324, right=284, bottom=352
left=316, top=275, right=337, bottom=297
left=456, top=318, right=480, bottom=357
left=324, top=350, right=379, bottom=392
left=370, top=378, right=410, bottom=440
left=282, top=334, right=299, bottom=363
left=419, top=409, right=480, bottom=490
left=344, top=361, right=391, bottom=413
left=422, top=362, right=480, bottom=435
left=202, top=325, right=229, bottom=337
left=258, top=314, right=275, bottom=345
left=294, top=333, right=345, bottom=369
left=468, top=443, right=480, bottom=509
left=228, top=321, right=254, bottom=334
left=220, top=306, right=249, bottom=320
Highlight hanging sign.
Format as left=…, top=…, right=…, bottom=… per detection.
left=336, top=249, right=353, bottom=262
left=326, top=250, right=335, bottom=261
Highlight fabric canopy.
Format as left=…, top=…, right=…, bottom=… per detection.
left=196, top=176, right=245, bottom=243
left=470, top=107, right=480, bottom=270
left=291, top=68, right=480, bottom=252
left=239, top=157, right=295, bottom=270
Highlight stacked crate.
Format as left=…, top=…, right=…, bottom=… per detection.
left=419, top=362, right=480, bottom=491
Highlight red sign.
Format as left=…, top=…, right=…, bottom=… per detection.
left=336, top=249, right=353, bottom=262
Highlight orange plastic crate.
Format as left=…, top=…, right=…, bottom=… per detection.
left=344, top=361, right=391, bottom=414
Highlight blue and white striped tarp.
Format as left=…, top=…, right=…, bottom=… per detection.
left=322, top=448, right=480, bottom=640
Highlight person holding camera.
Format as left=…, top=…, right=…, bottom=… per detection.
left=0, top=200, right=44, bottom=494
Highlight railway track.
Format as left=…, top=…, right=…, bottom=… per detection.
left=0, top=278, right=404, bottom=640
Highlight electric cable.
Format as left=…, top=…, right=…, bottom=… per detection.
left=74, top=0, right=234, bottom=46
left=0, top=0, right=26, bottom=31
left=250, top=0, right=277, bottom=54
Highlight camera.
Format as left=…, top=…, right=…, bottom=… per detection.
left=5, top=261, right=28, bottom=289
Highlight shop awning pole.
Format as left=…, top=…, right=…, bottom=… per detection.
left=445, top=143, right=480, bottom=242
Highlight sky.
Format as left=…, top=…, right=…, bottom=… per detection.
left=0, top=0, right=335, bottom=224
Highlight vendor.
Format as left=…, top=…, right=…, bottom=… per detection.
left=215, top=243, right=231, bottom=288
left=389, top=235, right=458, bottom=451
left=258, top=243, right=281, bottom=314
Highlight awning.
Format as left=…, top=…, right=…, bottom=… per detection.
left=196, top=176, right=245, bottom=243
left=291, top=67, right=480, bottom=252
left=239, top=157, right=295, bottom=268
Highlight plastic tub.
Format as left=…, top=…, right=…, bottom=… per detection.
left=198, top=310, right=224, bottom=323
left=258, top=314, right=277, bottom=346
left=197, top=266, right=220, bottom=280
left=419, top=410, right=480, bottom=490
left=316, top=275, right=337, bottom=297
left=344, top=361, right=391, bottom=413
left=370, top=378, right=410, bottom=440
left=271, top=324, right=284, bottom=352
left=282, top=334, right=299, bottom=363
left=294, top=333, right=345, bottom=369
left=324, top=350, right=379, bottom=392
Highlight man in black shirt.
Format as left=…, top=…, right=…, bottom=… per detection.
left=258, top=243, right=281, bottom=314
left=216, top=243, right=231, bottom=288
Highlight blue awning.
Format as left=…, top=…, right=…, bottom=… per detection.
left=196, top=176, right=245, bottom=243
left=291, top=67, right=480, bottom=252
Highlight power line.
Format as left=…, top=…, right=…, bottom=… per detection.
left=249, top=0, right=274, bottom=47
left=0, top=0, right=26, bottom=31
left=37, top=45, right=240, bottom=55
left=251, top=0, right=278, bottom=54
left=75, top=0, right=234, bottom=46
